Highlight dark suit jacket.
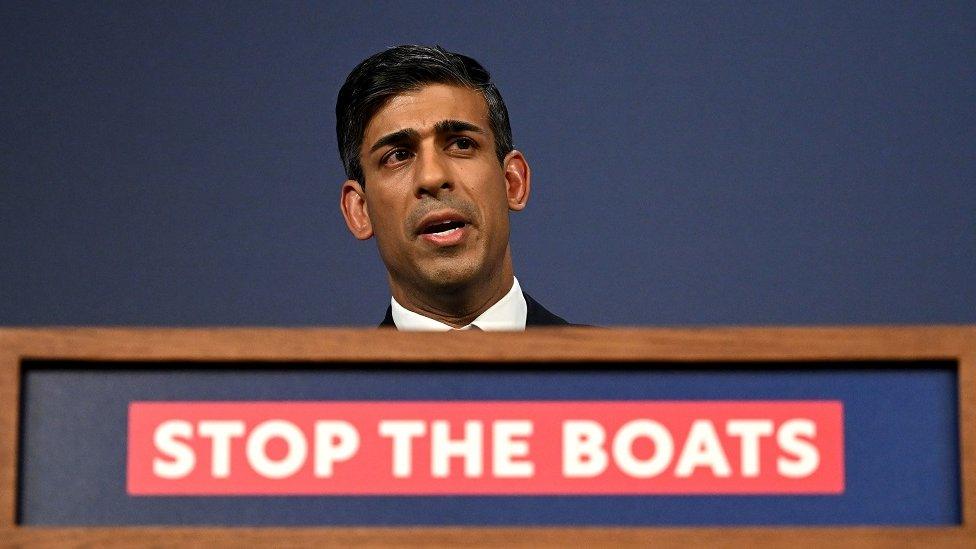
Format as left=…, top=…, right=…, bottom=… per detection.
left=379, top=292, right=570, bottom=328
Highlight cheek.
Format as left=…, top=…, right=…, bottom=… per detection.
left=365, top=197, right=405, bottom=240
left=476, top=182, right=512, bottom=242
left=482, top=175, right=512, bottom=215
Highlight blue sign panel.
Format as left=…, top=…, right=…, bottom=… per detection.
left=18, top=361, right=959, bottom=526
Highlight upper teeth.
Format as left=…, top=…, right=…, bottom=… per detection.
left=433, top=226, right=459, bottom=235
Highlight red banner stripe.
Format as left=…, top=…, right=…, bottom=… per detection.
left=128, top=401, right=843, bottom=495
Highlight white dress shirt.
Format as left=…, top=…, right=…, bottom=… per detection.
left=390, top=277, right=527, bottom=331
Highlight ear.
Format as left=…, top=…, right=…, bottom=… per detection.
left=503, top=150, right=531, bottom=211
left=340, top=179, right=373, bottom=240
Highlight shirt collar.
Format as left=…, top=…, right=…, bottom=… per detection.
left=390, top=277, right=527, bottom=331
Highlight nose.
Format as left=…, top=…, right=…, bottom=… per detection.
left=414, top=146, right=453, bottom=198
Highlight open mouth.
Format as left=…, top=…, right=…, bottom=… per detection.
left=420, top=220, right=466, bottom=236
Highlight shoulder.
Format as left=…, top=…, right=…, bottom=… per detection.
left=524, top=292, right=577, bottom=327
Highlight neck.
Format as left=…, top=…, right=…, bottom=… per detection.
left=390, top=256, right=515, bottom=329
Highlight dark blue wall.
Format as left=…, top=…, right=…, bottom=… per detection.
left=2, top=1, right=973, bottom=327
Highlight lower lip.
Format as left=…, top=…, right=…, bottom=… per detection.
left=420, top=225, right=468, bottom=247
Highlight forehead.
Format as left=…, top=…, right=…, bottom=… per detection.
left=363, top=84, right=491, bottom=145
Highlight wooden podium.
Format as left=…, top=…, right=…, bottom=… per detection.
left=1, top=326, right=973, bottom=546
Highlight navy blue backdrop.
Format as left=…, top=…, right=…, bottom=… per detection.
left=1, top=1, right=973, bottom=327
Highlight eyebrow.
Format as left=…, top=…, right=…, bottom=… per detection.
left=369, top=128, right=420, bottom=154
left=368, top=119, right=486, bottom=154
left=434, top=119, right=486, bottom=135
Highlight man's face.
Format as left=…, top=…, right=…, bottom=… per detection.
left=341, top=84, right=529, bottom=296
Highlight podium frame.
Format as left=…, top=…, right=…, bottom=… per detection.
left=1, top=326, right=973, bottom=547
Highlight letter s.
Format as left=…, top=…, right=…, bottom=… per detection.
left=153, top=420, right=195, bottom=479
left=777, top=419, right=820, bottom=478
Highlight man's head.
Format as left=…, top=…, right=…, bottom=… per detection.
left=337, top=45, right=530, bottom=311
left=336, top=45, right=513, bottom=186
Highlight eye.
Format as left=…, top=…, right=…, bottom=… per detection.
left=382, top=148, right=413, bottom=166
left=450, top=137, right=477, bottom=151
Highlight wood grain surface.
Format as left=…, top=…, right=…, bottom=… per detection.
left=1, top=326, right=973, bottom=547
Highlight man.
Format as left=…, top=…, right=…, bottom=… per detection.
left=337, top=45, right=571, bottom=330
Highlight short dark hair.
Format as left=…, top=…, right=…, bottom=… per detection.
left=336, top=45, right=514, bottom=185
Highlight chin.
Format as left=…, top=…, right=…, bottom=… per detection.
left=417, top=259, right=486, bottom=291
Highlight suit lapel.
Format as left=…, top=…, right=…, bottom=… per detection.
left=379, top=305, right=395, bottom=327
